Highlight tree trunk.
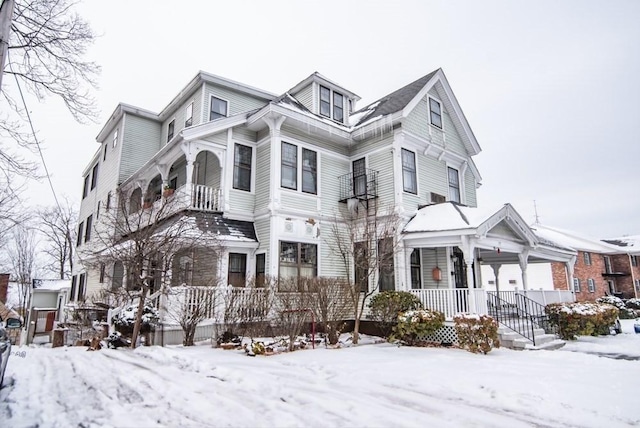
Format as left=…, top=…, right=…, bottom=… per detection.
left=130, top=286, right=149, bottom=349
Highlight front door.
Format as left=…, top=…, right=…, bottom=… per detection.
left=452, top=247, right=467, bottom=288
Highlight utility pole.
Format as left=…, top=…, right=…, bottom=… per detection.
left=0, top=0, right=15, bottom=90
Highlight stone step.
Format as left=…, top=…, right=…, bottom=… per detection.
left=525, top=339, right=566, bottom=351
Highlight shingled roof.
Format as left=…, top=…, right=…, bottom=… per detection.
left=350, top=69, right=439, bottom=126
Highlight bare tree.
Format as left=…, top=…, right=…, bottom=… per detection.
left=165, top=286, right=218, bottom=346
left=327, top=200, right=402, bottom=344
left=36, top=198, right=77, bottom=279
left=86, top=189, right=208, bottom=348
left=6, top=224, right=39, bottom=316
left=305, top=277, right=351, bottom=345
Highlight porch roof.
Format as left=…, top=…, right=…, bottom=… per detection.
left=157, top=212, right=258, bottom=244
left=402, top=202, right=576, bottom=264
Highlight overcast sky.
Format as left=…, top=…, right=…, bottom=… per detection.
left=18, top=0, right=640, bottom=239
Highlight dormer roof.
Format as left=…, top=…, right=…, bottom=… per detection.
left=287, top=72, right=361, bottom=101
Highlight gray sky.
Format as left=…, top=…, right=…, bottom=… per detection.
left=20, top=0, right=640, bottom=239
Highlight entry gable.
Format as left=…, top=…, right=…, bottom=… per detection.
left=475, top=204, right=538, bottom=247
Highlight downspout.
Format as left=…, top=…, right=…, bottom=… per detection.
left=629, top=253, right=638, bottom=299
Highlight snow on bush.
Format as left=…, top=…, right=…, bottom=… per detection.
left=112, top=303, right=159, bottom=333
left=453, top=313, right=499, bottom=354
left=367, top=291, right=423, bottom=339
left=625, top=298, right=640, bottom=310
left=596, top=296, right=638, bottom=319
left=546, top=302, right=618, bottom=340
left=391, top=309, right=444, bottom=346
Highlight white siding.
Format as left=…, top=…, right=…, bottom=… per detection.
left=292, top=84, right=314, bottom=113
left=120, top=114, right=162, bottom=183
left=203, top=84, right=269, bottom=121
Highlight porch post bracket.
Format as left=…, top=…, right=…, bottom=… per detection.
left=518, top=249, right=530, bottom=291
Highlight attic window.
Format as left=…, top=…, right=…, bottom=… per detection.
left=210, top=96, right=228, bottom=120
left=319, top=85, right=344, bottom=123
left=167, top=120, right=175, bottom=142
left=185, top=102, right=193, bottom=127
left=429, top=97, right=442, bottom=129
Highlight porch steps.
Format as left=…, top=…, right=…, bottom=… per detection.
left=498, top=327, right=565, bottom=351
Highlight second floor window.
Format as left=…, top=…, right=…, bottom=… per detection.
left=210, top=96, right=227, bottom=120
left=82, top=175, right=89, bottom=199
left=604, top=255, right=612, bottom=273
left=302, top=148, right=317, bottom=194
left=281, top=142, right=297, bottom=190
left=573, top=278, right=581, bottom=292
left=631, top=255, right=638, bottom=267
left=429, top=97, right=442, bottom=128
left=401, top=149, right=417, bottom=194
left=167, top=120, right=175, bottom=142
left=583, top=252, right=591, bottom=265
left=112, top=129, right=118, bottom=147
left=85, top=214, right=93, bottom=243
left=448, top=167, right=460, bottom=203
left=185, top=102, right=193, bottom=127
left=587, top=278, right=596, bottom=292
left=233, top=144, right=252, bottom=191
left=228, top=253, right=247, bottom=287
left=77, top=221, right=84, bottom=247
left=91, top=163, right=99, bottom=190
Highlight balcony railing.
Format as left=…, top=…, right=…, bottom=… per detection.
left=338, top=169, right=378, bottom=202
left=191, top=185, right=223, bottom=212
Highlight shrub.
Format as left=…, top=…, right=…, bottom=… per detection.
left=596, top=295, right=637, bottom=319
left=454, top=314, right=500, bottom=354
left=112, top=303, right=159, bottom=334
left=391, top=309, right=444, bottom=346
left=368, top=291, right=423, bottom=338
left=625, top=298, right=640, bottom=310
left=546, top=302, right=619, bottom=340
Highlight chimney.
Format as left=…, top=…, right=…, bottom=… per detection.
left=0, top=273, right=9, bottom=303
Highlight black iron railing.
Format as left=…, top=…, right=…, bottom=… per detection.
left=338, top=169, right=378, bottom=202
left=487, top=292, right=556, bottom=346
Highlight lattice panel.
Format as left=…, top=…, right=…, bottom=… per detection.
left=417, top=325, right=458, bottom=345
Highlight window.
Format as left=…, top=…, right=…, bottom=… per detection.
left=177, top=255, right=193, bottom=285
left=281, top=142, right=297, bottom=190
left=279, top=242, right=317, bottom=280
left=320, top=86, right=331, bottom=118
left=82, top=175, right=89, bottom=199
left=84, top=215, right=93, bottom=242
left=70, top=276, right=77, bottom=301
left=573, top=278, right=581, bottom=292
left=103, top=143, right=107, bottom=161
left=319, top=85, right=344, bottom=123
left=167, top=119, right=175, bottom=142
left=90, top=163, right=99, bottom=190
left=96, top=201, right=101, bottom=219
left=604, top=255, right=612, bottom=273
left=185, top=102, right=193, bottom=127
left=76, top=222, right=84, bottom=247
left=353, top=158, right=367, bottom=197
left=302, top=148, right=317, bottom=194
left=354, top=242, right=369, bottom=292
left=429, top=97, right=442, bottom=128
left=631, top=255, right=638, bottom=267
left=106, top=192, right=111, bottom=209
left=410, top=250, right=421, bottom=289
left=635, top=279, right=640, bottom=291
left=256, top=253, right=266, bottom=287
left=112, top=261, right=124, bottom=289
left=378, top=238, right=395, bottom=292
left=508, top=279, right=517, bottom=285
left=233, top=144, right=252, bottom=191
left=587, top=278, right=595, bottom=292
left=583, top=252, right=591, bottom=265
left=228, top=253, right=247, bottom=287
left=210, top=96, right=227, bottom=120
left=99, top=263, right=105, bottom=283
left=401, top=149, right=417, bottom=194
left=448, top=167, right=460, bottom=203
left=78, top=273, right=86, bottom=301
left=112, top=129, right=118, bottom=148
left=333, top=92, right=344, bottom=123
left=488, top=280, right=495, bottom=285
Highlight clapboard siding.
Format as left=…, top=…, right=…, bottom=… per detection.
left=254, top=144, right=271, bottom=212
left=465, top=168, right=477, bottom=207
left=319, top=153, right=350, bottom=217
left=280, top=191, right=317, bottom=213
left=254, top=217, right=271, bottom=275
left=233, top=127, right=257, bottom=143
left=203, top=84, right=268, bottom=122
left=292, top=84, right=314, bottom=113
left=120, top=114, right=162, bottom=183
left=281, top=125, right=348, bottom=155
left=420, top=247, right=448, bottom=289
left=320, top=221, right=349, bottom=278
left=351, top=132, right=393, bottom=158
left=367, top=149, right=395, bottom=207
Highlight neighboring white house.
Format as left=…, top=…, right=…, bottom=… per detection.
left=73, top=69, right=576, bottom=327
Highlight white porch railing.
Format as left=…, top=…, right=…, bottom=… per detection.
left=487, top=290, right=574, bottom=307
left=408, top=289, right=480, bottom=319
left=192, top=185, right=223, bottom=212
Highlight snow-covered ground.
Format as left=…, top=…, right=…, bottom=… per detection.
left=1, top=321, right=639, bottom=428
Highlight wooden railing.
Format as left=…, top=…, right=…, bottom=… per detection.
left=192, top=185, right=223, bottom=212
left=408, top=288, right=480, bottom=319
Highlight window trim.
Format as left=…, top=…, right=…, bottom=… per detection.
left=278, top=241, right=318, bottom=283
left=76, top=221, right=84, bottom=247
left=112, top=128, right=118, bottom=148
left=410, top=249, right=421, bottom=289
left=280, top=140, right=319, bottom=195
left=401, top=148, right=417, bottom=194
left=587, top=278, right=595, bottom=292
left=301, top=148, right=317, bottom=195
left=90, top=163, right=99, bottom=190
left=228, top=252, right=248, bottom=287
left=319, top=85, right=345, bottom=123
left=573, top=278, right=581, bottom=292
left=429, top=97, right=443, bottom=129
left=82, top=175, right=90, bottom=199
left=281, top=142, right=298, bottom=190
left=209, top=95, right=229, bottom=121
left=233, top=143, right=253, bottom=192
left=84, top=214, right=93, bottom=243
left=631, top=255, right=638, bottom=267
left=583, top=252, right=591, bottom=266
left=185, top=102, right=193, bottom=127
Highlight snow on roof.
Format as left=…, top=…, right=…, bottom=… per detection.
left=403, top=202, right=508, bottom=233
left=602, top=235, right=640, bottom=253
left=530, top=224, right=620, bottom=254
left=32, top=279, right=71, bottom=291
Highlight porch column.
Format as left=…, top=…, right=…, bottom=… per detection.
left=461, top=236, right=477, bottom=313
left=565, top=255, right=577, bottom=293
left=518, top=250, right=530, bottom=292
left=402, top=244, right=412, bottom=291
left=491, top=264, right=501, bottom=294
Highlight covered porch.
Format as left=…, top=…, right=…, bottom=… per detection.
left=400, top=202, right=577, bottom=318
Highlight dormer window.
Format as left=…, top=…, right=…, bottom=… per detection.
left=429, top=97, right=442, bottom=129
left=185, top=102, right=193, bottom=127
left=319, top=85, right=344, bottom=123
left=210, top=96, right=228, bottom=120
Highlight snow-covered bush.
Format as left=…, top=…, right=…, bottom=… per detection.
left=112, top=303, right=159, bottom=333
left=546, top=302, right=618, bottom=340
left=625, top=298, right=640, bottom=310
left=596, top=296, right=638, bottom=319
left=453, top=314, right=499, bottom=354
left=368, top=291, right=423, bottom=339
left=391, top=309, right=444, bottom=346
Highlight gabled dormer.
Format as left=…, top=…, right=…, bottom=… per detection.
left=287, top=72, right=361, bottom=126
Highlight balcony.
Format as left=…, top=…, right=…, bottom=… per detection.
left=338, top=169, right=378, bottom=202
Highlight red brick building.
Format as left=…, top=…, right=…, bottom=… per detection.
left=533, top=225, right=639, bottom=302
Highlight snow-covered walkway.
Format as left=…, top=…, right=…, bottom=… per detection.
left=1, top=321, right=639, bottom=428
